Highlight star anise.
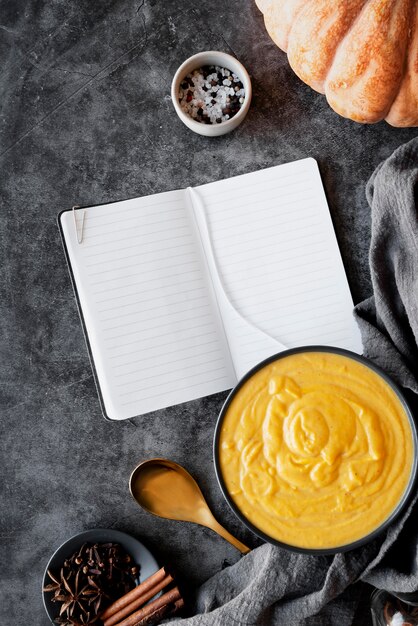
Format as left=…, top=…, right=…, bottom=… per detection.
left=44, top=569, right=62, bottom=595
left=58, top=570, right=90, bottom=620
left=43, top=542, right=138, bottom=625
left=86, top=576, right=110, bottom=616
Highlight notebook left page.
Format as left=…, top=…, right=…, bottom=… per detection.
left=60, top=190, right=235, bottom=420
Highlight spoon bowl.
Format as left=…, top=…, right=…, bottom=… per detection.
left=129, top=458, right=250, bottom=554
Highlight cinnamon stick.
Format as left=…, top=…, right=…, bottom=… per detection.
left=103, top=574, right=174, bottom=626
left=129, top=597, right=185, bottom=626
left=112, top=586, right=182, bottom=626
left=101, top=567, right=168, bottom=620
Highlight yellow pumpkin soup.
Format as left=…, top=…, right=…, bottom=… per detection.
left=219, top=352, right=414, bottom=549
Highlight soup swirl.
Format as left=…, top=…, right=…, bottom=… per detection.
left=219, top=352, right=414, bottom=549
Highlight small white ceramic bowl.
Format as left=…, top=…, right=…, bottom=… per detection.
left=171, top=51, right=252, bottom=137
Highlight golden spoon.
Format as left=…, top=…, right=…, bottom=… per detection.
left=129, top=458, right=250, bottom=554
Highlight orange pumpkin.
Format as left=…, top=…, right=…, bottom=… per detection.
left=256, top=0, right=418, bottom=126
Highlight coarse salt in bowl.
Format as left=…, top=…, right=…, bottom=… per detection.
left=171, top=51, right=252, bottom=137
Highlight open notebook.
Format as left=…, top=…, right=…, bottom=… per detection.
left=59, top=157, right=362, bottom=420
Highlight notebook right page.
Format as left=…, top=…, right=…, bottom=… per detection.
left=195, top=158, right=362, bottom=375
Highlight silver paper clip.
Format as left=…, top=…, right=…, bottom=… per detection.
left=72, top=205, right=86, bottom=244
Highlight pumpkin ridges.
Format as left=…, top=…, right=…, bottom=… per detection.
left=286, top=0, right=366, bottom=94
left=325, top=0, right=413, bottom=124
left=262, top=0, right=311, bottom=52
left=257, top=0, right=417, bottom=126
left=386, top=3, right=418, bottom=127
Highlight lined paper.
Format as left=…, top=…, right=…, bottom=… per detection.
left=60, top=190, right=235, bottom=420
left=188, top=187, right=286, bottom=380
left=194, top=157, right=362, bottom=376
left=60, top=158, right=362, bottom=420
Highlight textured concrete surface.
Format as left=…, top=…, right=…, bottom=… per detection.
left=1, top=1, right=417, bottom=623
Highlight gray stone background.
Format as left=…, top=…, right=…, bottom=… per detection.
left=1, top=0, right=417, bottom=623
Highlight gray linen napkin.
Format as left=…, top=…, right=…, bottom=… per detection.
left=169, top=137, right=418, bottom=626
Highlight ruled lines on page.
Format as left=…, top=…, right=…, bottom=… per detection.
left=195, top=158, right=362, bottom=375
left=60, top=190, right=235, bottom=420
left=188, top=187, right=286, bottom=380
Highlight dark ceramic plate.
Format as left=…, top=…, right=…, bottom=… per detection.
left=214, top=346, right=418, bottom=555
left=42, top=528, right=159, bottom=624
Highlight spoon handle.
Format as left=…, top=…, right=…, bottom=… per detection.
left=207, top=518, right=251, bottom=554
